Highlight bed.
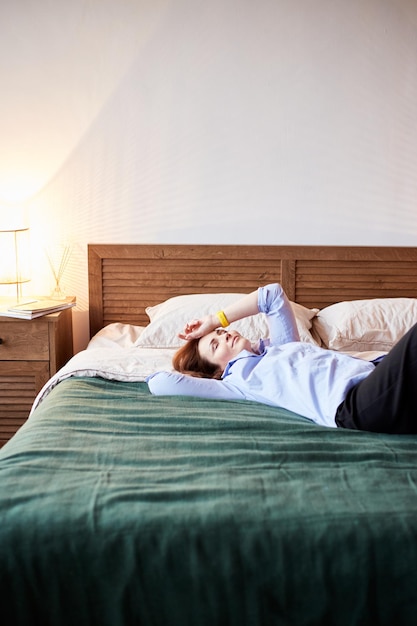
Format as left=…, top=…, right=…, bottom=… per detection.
left=1, top=243, right=417, bottom=626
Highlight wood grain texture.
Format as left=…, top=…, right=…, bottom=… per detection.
left=88, top=244, right=417, bottom=336
left=0, top=361, right=50, bottom=445
left=0, top=307, right=74, bottom=446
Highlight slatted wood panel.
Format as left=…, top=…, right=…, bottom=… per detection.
left=88, top=244, right=417, bottom=337
left=295, top=259, right=417, bottom=309
left=0, top=362, right=49, bottom=446
left=88, top=245, right=289, bottom=335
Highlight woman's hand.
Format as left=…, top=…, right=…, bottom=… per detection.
left=178, top=289, right=261, bottom=341
left=178, top=314, right=218, bottom=340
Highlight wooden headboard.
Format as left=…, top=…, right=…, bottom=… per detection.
left=88, top=244, right=417, bottom=337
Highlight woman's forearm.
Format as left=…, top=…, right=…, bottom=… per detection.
left=216, top=289, right=259, bottom=326
left=178, top=289, right=261, bottom=340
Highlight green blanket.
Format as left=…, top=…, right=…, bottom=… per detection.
left=1, top=377, right=417, bottom=626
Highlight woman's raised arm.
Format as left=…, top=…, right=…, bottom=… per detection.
left=178, top=289, right=260, bottom=340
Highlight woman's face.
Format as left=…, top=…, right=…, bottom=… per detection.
left=197, top=329, right=252, bottom=372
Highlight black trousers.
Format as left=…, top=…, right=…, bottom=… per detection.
left=335, top=322, right=417, bottom=434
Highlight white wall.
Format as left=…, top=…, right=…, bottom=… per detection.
left=1, top=0, right=416, bottom=350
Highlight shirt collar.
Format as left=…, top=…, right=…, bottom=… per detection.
left=222, top=342, right=267, bottom=378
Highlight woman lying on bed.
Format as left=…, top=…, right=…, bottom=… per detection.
left=147, top=283, right=417, bottom=434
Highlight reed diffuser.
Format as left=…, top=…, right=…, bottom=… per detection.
left=46, top=243, right=71, bottom=299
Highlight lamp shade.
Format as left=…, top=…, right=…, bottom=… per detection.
left=0, top=228, right=31, bottom=299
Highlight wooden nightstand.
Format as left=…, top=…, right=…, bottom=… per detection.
left=0, top=305, right=74, bottom=446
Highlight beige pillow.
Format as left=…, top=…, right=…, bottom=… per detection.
left=88, top=322, right=145, bottom=349
left=136, top=292, right=319, bottom=348
left=313, top=298, right=417, bottom=351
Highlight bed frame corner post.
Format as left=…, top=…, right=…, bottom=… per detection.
left=88, top=244, right=104, bottom=337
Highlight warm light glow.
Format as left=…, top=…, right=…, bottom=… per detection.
left=0, top=172, right=44, bottom=204
left=0, top=202, right=29, bottom=230
left=0, top=229, right=31, bottom=300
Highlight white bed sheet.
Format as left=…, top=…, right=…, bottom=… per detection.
left=29, top=322, right=386, bottom=417
left=30, top=324, right=176, bottom=415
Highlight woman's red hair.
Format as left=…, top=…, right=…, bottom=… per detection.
left=173, top=338, right=223, bottom=379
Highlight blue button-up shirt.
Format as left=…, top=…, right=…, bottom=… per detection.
left=148, top=284, right=375, bottom=427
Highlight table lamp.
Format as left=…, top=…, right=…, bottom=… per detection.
left=0, top=227, right=31, bottom=303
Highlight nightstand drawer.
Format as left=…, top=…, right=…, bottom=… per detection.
left=0, top=304, right=74, bottom=446
left=0, top=361, right=50, bottom=445
left=0, top=321, right=49, bottom=360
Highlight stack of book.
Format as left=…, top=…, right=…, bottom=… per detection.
left=0, top=298, right=76, bottom=320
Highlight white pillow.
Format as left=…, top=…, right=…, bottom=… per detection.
left=313, top=298, right=417, bottom=351
left=136, top=292, right=319, bottom=348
